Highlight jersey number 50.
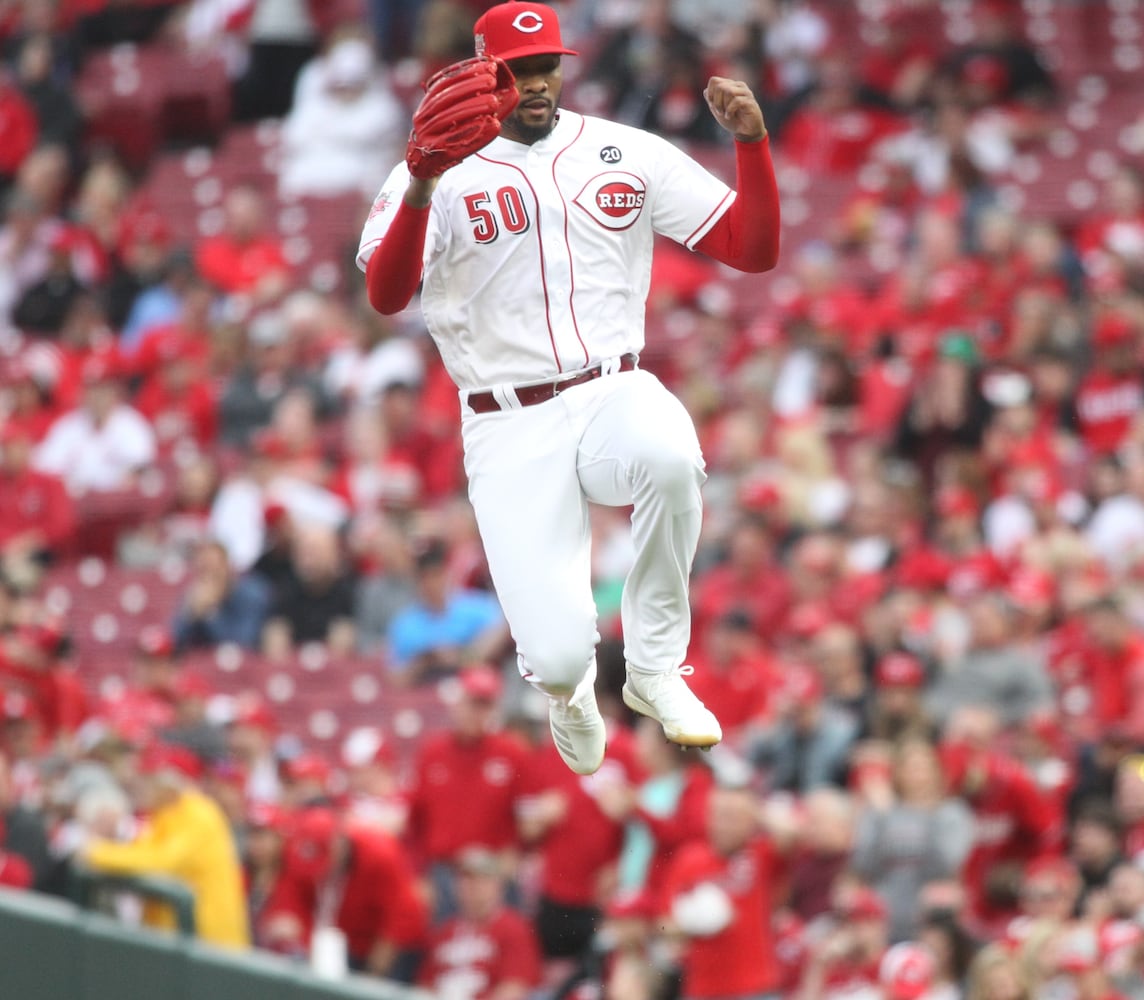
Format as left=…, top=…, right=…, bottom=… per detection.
left=463, top=187, right=531, bottom=244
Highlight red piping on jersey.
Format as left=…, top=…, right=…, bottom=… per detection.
left=693, top=136, right=781, bottom=273
left=477, top=151, right=562, bottom=373
left=685, top=190, right=733, bottom=249
left=551, top=116, right=590, bottom=367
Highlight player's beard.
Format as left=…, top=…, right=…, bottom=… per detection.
left=507, top=101, right=558, bottom=144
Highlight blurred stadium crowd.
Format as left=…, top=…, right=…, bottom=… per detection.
left=2, top=0, right=1144, bottom=997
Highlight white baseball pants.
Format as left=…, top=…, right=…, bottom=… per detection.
left=461, top=368, right=706, bottom=697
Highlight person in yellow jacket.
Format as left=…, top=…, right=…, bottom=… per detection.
left=83, top=742, right=251, bottom=949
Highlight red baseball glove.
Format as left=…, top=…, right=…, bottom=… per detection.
left=406, top=56, right=519, bottom=180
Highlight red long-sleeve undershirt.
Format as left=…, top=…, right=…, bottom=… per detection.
left=694, top=135, right=780, bottom=272
left=365, top=135, right=780, bottom=316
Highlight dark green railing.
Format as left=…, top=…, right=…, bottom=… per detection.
left=0, top=886, right=430, bottom=1000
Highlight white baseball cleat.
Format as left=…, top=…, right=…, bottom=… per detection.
left=623, top=665, right=723, bottom=748
left=548, top=689, right=607, bottom=775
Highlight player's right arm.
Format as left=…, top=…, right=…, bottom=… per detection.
left=362, top=177, right=437, bottom=316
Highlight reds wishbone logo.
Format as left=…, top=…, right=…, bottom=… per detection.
left=573, top=171, right=648, bottom=231
left=512, top=11, right=544, bottom=32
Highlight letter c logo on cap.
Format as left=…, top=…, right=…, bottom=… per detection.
left=512, top=11, right=544, bottom=32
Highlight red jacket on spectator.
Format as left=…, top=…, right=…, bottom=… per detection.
left=406, top=730, right=527, bottom=865
left=1076, top=634, right=1144, bottom=740
left=943, top=744, right=1061, bottom=931
left=135, top=375, right=218, bottom=453
left=0, top=458, right=75, bottom=553
left=195, top=234, right=289, bottom=297
left=0, top=655, right=88, bottom=739
left=691, top=563, right=791, bottom=650
left=685, top=647, right=777, bottom=739
left=418, top=905, right=542, bottom=999
left=662, top=834, right=782, bottom=998
left=518, top=734, right=636, bottom=909
left=0, top=82, right=37, bottom=178
left=1075, top=368, right=1142, bottom=456
left=780, top=106, right=905, bottom=176
left=263, top=819, right=428, bottom=965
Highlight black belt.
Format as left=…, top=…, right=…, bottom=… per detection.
left=466, top=354, right=638, bottom=414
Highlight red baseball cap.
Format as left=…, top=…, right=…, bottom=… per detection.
left=139, top=743, right=204, bottom=781
left=287, top=807, right=340, bottom=880
left=880, top=943, right=935, bottom=1000
left=460, top=664, right=503, bottom=702
left=875, top=652, right=925, bottom=688
left=136, top=625, right=175, bottom=658
left=837, top=886, right=887, bottom=921
left=785, top=665, right=824, bottom=706
left=15, top=620, right=67, bottom=657
left=1006, top=567, right=1055, bottom=611
left=247, top=801, right=289, bottom=833
left=172, top=672, right=212, bottom=701
left=935, top=486, right=979, bottom=520
left=234, top=699, right=278, bottom=733
left=787, top=602, right=833, bottom=639
left=1093, top=312, right=1136, bottom=348
left=285, top=753, right=332, bottom=786
left=80, top=351, right=123, bottom=385
left=473, top=2, right=579, bottom=62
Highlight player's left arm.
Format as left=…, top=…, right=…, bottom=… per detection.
left=693, top=77, right=780, bottom=274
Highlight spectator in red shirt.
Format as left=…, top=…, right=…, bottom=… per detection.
left=690, top=513, right=790, bottom=648
left=1075, top=163, right=1144, bottom=280
left=1076, top=313, right=1142, bottom=456
left=940, top=707, right=1062, bottom=933
left=405, top=665, right=527, bottom=918
left=0, top=420, right=74, bottom=584
left=780, top=50, right=907, bottom=175
left=262, top=806, right=428, bottom=979
left=685, top=610, right=777, bottom=746
left=194, top=184, right=289, bottom=305
left=418, top=846, right=542, bottom=1000
left=785, top=787, right=858, bottom=923
left=96, top=626, right=181, bottom=735
left=0, top=69, right=37, bottom=183
left=662, top=782, right=783, bottom=1000
left=133, top=329, right=217, bottom=454
left=341, top=727, right=407, bottom=839
left=516, top=721, right=635, bottom=960
left=1079, top=596, right=1144, bottom=740
left=797, top=884, right=891, bottom=1000
left=0, top=618, right=87, bottom=739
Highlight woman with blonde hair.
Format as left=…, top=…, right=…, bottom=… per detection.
left=966, top=944, right=1032, bottom=1000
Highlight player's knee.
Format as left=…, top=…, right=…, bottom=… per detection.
left=639, top=444, right=705, bottom=504
left=519, top=629, right=597, bottom=694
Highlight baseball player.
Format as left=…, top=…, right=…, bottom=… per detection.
left=358, top=0, right=780, bottom=776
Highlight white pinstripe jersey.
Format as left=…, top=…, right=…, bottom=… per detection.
left=357, top=110, right=733, bottom=392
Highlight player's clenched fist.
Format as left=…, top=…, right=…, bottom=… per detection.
left=704, top=77, right=767, bottom=143
left=405, top=56, right=520, bottom=180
